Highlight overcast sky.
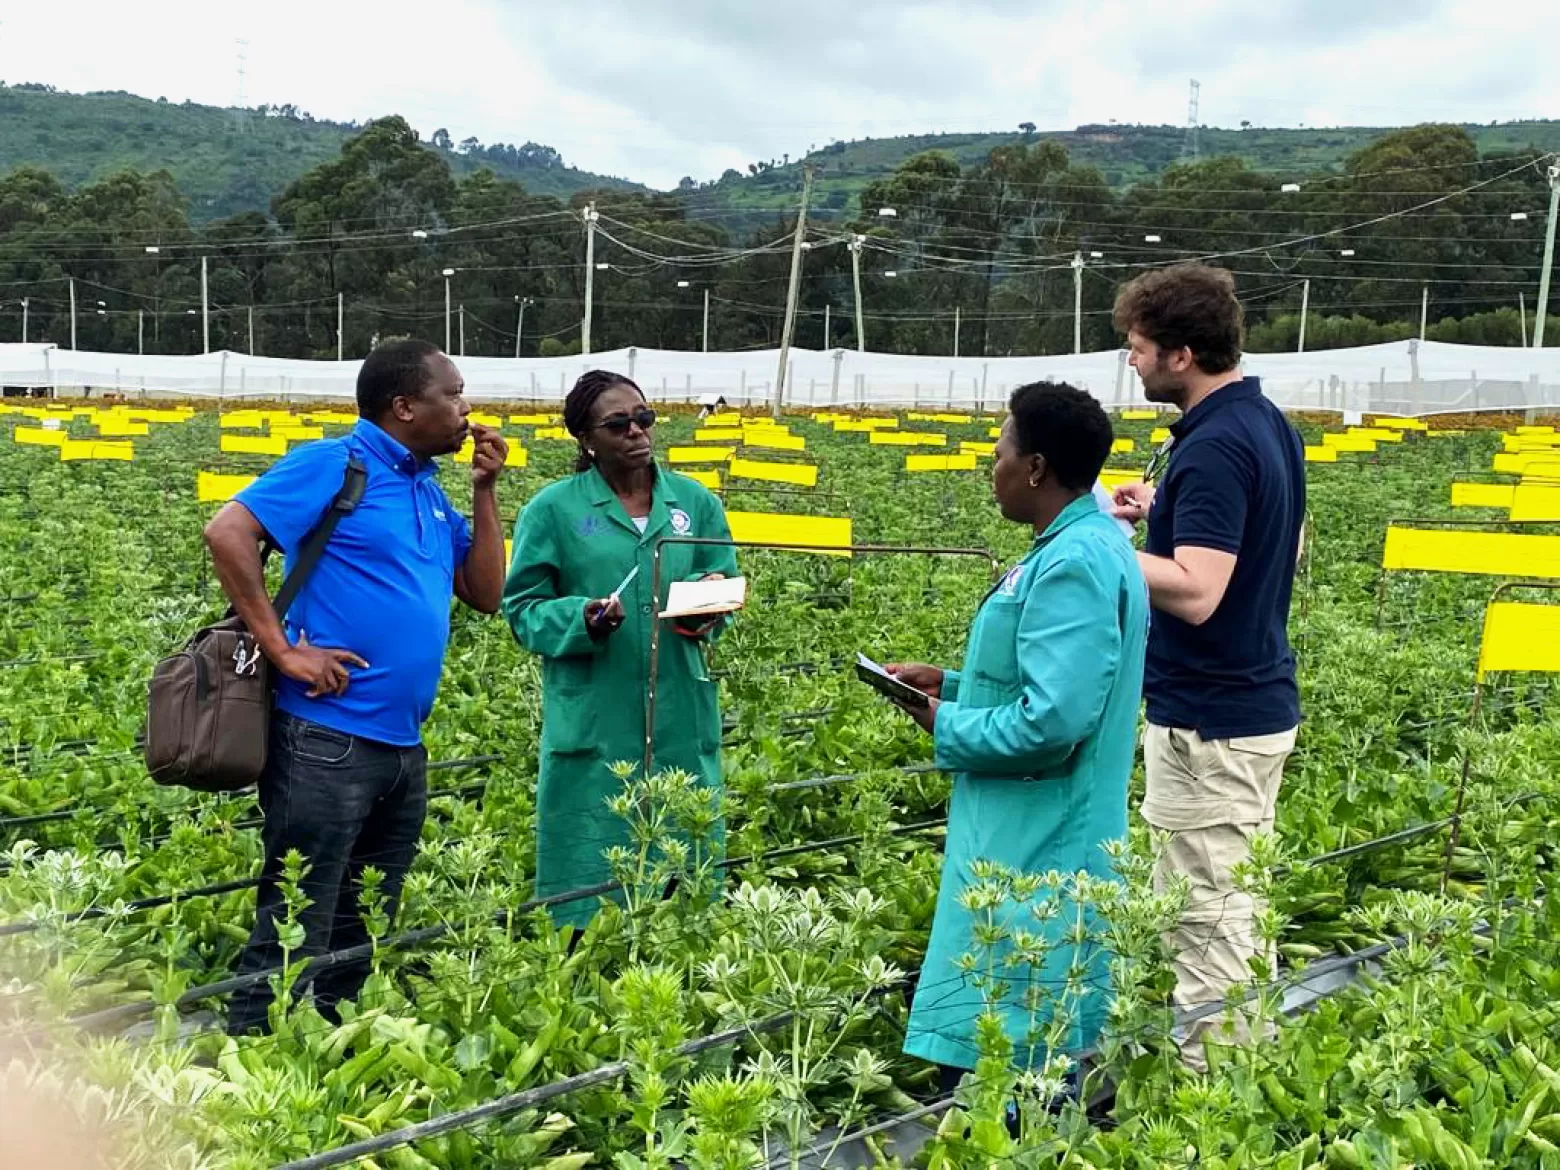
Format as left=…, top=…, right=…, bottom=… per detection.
left=1, top=0, right=1553, bottom=189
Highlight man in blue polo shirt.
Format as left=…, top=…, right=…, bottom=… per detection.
left=204, top=338, right=508, bottom=1034
left=1110, top=264, right=1305, bottom=1070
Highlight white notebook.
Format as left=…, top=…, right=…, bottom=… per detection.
left=659, top=575, right=748, bottom=619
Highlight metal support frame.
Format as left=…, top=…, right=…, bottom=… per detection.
left=644, top=537, right=1000, bottom=775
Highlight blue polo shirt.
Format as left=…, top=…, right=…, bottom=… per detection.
left=1143, top=376, right=1305, bottom=739
left=234, top=420, right=473, bottom=746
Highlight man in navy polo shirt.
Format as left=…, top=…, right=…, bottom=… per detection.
left=1109, top=264, right=1305, bottom=1069
left=205, top=339, right=508, bottom=1034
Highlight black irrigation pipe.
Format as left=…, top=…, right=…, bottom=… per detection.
left=0, top=764, right=941, bottom=936
left=270, top=1005, right=815, bottom=1170
left=0, top=754, right=505, bottom=835
left=58, top=818, right=952, bottom=1034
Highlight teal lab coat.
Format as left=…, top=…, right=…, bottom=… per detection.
left=902, top=493, right=1148, bottom=1071
left=502, top=464, right=738, bottom=927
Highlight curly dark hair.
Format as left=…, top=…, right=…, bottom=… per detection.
left=1008, top=380, right=1114, bottom=491
left=356, top=338, right=443, bottom=421
left=1113, top=263, right=1244, bottom=375
left=562, top=370, right=645, bottom=472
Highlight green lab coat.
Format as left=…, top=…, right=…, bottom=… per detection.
left=903, top=494, right=1148, bottom=1071
left=502, top=465, right=738, bottom=927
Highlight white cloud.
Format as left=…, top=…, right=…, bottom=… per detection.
left=0, top=0, right=1553, bottom=189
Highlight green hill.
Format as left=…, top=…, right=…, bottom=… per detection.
left=0, top=82, right=642, bottom=219
left=699, top=120, right=1560, bottom=223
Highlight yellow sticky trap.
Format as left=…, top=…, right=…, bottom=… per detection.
left=869, top=431, right=946, bottom=447
left=705, top=414, right=742, bottom=427
left=906, top=454, right=977, bottom=472
left=1304, top=446, right=1339, bottom=463
left=197, top=471, right=257, bottom=502
left=1111, top=438, right=1135, bottom=454
left=988, top=426, right=1002, bottom=438
left=127, top=408, right=192, bottom=423
left=1509, top=483, right=1560, bottom=522
left=960, top=441, right=996, bottom=457
left=533, top=427, right=574, bottom=441
left=454, top=438, right=473, bottom=464
left=1430, top=429, right=1467, bottom=437
left=508, top=413, right=558, bottom=426
left=668, top=446, right=734, bottom=464
left=1348, top=427, right=1403, bottom=443
left=1150, top=428, right=1171, bottom=443
left=742, top=432, right=806, bottom=453
left=1096, top=469, right=1143, bottom=491
left=1382, top=526, right=1560, bottom=578
left=694, top=429, right=742, bottom=443
left=219, top=412, right=267, bottom=429
left=727, top=510, right=851, bottom=555
left=683, top=469, right=721, bottom=490
left=1120, top=410, right=1158, bottom=420
left=60, top=440, right=134, bottom=462
left=1371, top=417, right=1428, bottom=432
left=909, top=412, right=972, bottom=424
left=505, top=537, right=513, bottom=564
left=14, top=427, right=68, bottom=446
left=1450, top=482, right=1515, bottom=508
left=728, top=457, right=818, bottom=487
left=303, top=412, right=357, bottom=426
left=832, top=420, right=881, bottom=433
left=1478, top=601, right=1560, bottom=679
left=221, top=434, right=288, bottom=456
left=95, top=421, right=149, bottom=437
left=1515, top=426, right=1556, bottom=435
left=468, top=412, right=503, bottom=427
left=1322, top=433, right=1377, bottom=452
left=1494, top=452, right=1560, bottom=475
left=270, top=426, right=325, bottom=442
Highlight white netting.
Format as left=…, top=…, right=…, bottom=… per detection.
left=3, top=340, right=1559, bottom=416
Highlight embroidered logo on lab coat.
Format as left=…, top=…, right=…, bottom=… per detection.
left=670, top=508, right=693, bottom=535
left=576, top=515, right=606, bottom=538
left=998, top=565, right=1025, bottom=596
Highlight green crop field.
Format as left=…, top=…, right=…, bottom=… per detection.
left=2, top=402, right=1559, bottom=1168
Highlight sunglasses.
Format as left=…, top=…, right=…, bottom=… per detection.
left=592, top=407, right=657, bottom=435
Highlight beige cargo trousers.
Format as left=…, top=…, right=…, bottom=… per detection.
left=1142, top=723, right=1297, bottom=1070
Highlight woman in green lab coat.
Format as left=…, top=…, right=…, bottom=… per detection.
left=887, top=381, right=1148, bottom=1085
left=503, top=371, right=738, bottom=928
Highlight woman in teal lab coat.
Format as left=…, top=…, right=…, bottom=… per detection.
left=503, top=371, right=738, bottom=927
left=888, top=380, right=1148, bottom=1082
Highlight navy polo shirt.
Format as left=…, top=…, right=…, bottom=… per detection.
left=1143, top=376, right=1305, bottom=739
left=235, top=420, right=473, bottom=746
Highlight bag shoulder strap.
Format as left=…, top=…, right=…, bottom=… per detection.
left=271, top=456, right=368, bottom=619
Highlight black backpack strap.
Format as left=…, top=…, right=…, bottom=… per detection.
left=271, top=457, right=368, bottom=619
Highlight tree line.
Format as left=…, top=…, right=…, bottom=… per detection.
left=0, top=117, right=1552, bottom=361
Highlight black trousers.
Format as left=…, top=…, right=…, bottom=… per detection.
left=226, top=711, right=427, bottom=1036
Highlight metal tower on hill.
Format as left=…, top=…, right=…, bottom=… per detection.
left=1183, top=79, right=1201, bottom=160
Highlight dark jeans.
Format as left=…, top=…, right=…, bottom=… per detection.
left=226, top=711, right=428, bottom=1036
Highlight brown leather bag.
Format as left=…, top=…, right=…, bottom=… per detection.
left=143, top=458, right=367, bottom=791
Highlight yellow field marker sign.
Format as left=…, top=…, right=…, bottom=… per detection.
left=833, top=418, right=899, bottom=433
left=1349, top=428, right=1404, bottom=443
left=60, top=440, right=134, bottom=462
left=1450, top=482, right=1515, bottom=508
left=906, top=454, right=977, bottom=472
left=726, top=510, right=851, bottom=556
left=302, top=411, right=358, bottom=426
left=1515, top=425, right=1556, bottom=435
left=219, top=412, right=267, bottom=429
left=1097, top=469, right=1143, bottom=491
left=94, top=420, right=150, bottom=437
left=959, top=441, right=996, bottom=457
left=1120, top=410, right=1158, bottom=420
left=869, top=431, right=946, bottom=447
left=683, top=469, right=722, bottom=490
left=1493, top=452, right=1560, bottom=475
left=197, top=472, right=257, bottom=502
left=668, top=447, right=734, bottom=465
left=533, top=427, right=574, bottom=441
left=693, top=429, right=742, bottom=443
left=1478, top=601, right=1560, bottom=679
left=270, top=425, right=325, bottom=442
left=1382, top=526, right=1560, bottom=578
left=704, top=414, right=743, bottom=427
left=1151, top=427, right=1171, bottom=443
left=468, top=412, right=503, bottom=427
left=1304, top=446, right=1339, bottom=463
left=1509, top=483, right=1560, bottom=522
left=14, top=427, right=68, bottom=447
left=454, top=439, right=528, bottom=468
left=221, top=434, right=288, bottom=457
left=1322, top=433, right=1378, bottom=453
left=742, top=431, right=806, bottom=453
left=728, top=457, right=818, bottom=487
left=1370, top=417, right=1428, bottom=432
left=988, top=426, right=1002, bottom=438
left=1111, top=438, right=1135, bottom=454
